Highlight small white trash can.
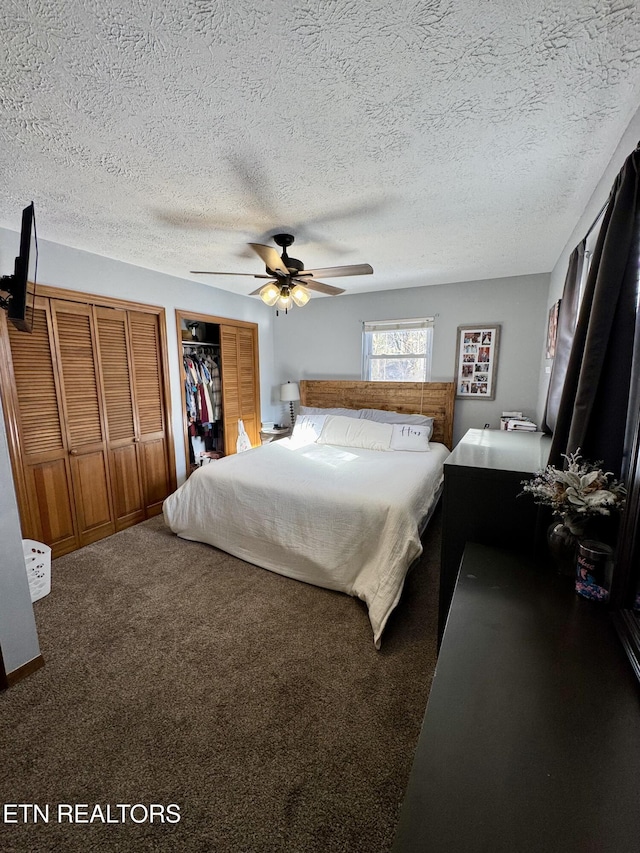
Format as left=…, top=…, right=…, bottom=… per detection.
left=23, top=539, right=52, bottom=602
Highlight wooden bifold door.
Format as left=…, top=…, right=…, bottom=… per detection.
left=0, top=289, right=176, bottom=558
left=220, top=323, right=260, bottom=453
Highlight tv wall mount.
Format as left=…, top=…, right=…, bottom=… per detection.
left=1, top=275, right=16, bottom=311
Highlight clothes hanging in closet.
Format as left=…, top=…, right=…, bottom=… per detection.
left=184, top=348, right=223, bottom=461
left=183, top=351, right=221, bottom=423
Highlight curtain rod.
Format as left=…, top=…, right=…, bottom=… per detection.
left=583, top=140, right=640, bottom=241
left=584, top=196, right=610, bottom=241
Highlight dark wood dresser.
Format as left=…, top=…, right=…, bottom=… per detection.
left=439, top=428, right=551, bottom=642
left=392, top=543, right=640, bottom=853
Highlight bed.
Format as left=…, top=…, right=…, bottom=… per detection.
left=163, top=380, right=455, bottom=647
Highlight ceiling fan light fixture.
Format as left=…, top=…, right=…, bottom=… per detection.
left=290, top=284, right=310, bottom=307
left=276, top=290, right=293, bottom=311
left=198, top=234, right=372, bottom=308
left=259, top=282, right=280, bottom=306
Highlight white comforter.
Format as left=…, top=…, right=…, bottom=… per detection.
left=163, top=438, right=450, bottom=647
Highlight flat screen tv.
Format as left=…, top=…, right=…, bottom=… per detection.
left=0, top=202, right=38, bottom=333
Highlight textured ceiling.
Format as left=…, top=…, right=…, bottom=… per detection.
left=2, top=0, right=640, bottom=298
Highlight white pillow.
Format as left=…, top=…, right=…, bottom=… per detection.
left=359, top=408, right=434, bottom=435
left=317, top=415, right=392, bottom=451
left=292, top=413, right=327, bottom=442
left=390, top=423, right=432, bottom=452
left=299, top=406, right=361, bottom=418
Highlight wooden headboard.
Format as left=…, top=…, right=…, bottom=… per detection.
left=299, top=380, right=456, bottom=449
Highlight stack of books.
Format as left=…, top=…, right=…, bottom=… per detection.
left=500, top=411, right=537, bottom=431
left=506, top=418, right=537, bottom=431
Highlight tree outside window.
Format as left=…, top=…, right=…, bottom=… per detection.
left=362, top=319, right=433, bottom=382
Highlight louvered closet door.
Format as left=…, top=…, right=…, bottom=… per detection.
left=50, top=299, right=115, bottom=546
left=220, top=324, right=260, bottom=454
left=220, top=326, right=240, bottom=454
left=128, top=311, right=171, bottom=515
left=237, top=326, right=259, bottom=445
left=95, top=306, right=145, bottom=530
left=6, top=297, right=77, bottom=556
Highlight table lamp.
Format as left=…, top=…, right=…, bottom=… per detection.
left=280, top=382, right=300, bottom=427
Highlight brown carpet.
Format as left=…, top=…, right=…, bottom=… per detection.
left=0, top=508, right=441, bottom=853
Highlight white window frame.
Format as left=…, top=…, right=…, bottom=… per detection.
left=362, top=318, right=434, bottom=382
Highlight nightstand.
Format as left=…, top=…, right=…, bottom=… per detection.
left=260, top=427, right=291, bottom=444
left=439, top=428, right=551, bottom=643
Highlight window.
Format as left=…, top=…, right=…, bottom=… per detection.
left=362, top=318, right=433, bottom=382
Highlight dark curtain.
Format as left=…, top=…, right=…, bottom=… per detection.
left=548, top=146, right=640, bottom=476
left=542, top=240, right=586, bottom=434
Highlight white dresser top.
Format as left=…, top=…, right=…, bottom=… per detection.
left=445, top=428, right=551, bottom=475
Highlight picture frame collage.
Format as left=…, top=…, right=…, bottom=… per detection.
left=454, top=324, right=501, bottom=399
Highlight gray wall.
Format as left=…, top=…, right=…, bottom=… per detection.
left=273, top=273, right=550, bottom=446
left=0, top=393, right=41, bottom=674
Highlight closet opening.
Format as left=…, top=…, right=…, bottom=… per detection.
left=176, top=310, right=261, bottom=476
left=181, top=319, right=223, bottom=473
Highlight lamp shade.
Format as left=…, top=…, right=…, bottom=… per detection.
left=259, top=283, right=280, bottom=306
left=276, top=291, right=293, bottom=311
left=291, top=284, right=310, bottom=307
left=280, top=382, right=300, bottom=402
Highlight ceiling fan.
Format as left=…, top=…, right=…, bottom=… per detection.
left=190, top=233, right=373, bottom=313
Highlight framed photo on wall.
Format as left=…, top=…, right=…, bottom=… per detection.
left=454, top=324, right=500, bottom=400
left=546, top=299, right=561, bottom=359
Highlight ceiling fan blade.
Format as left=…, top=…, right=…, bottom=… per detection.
left=190, top=270, right=273, bottom=277
left=298, top=263, right=373, bottom=279
left=248, top=243, right=289, bottom=276
left=294, top=278, right=345, bottom=296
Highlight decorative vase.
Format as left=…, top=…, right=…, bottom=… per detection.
left=547, top=517, right=585, bottom=577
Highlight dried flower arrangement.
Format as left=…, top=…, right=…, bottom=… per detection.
left=521, top=449, right=626, bottom=528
